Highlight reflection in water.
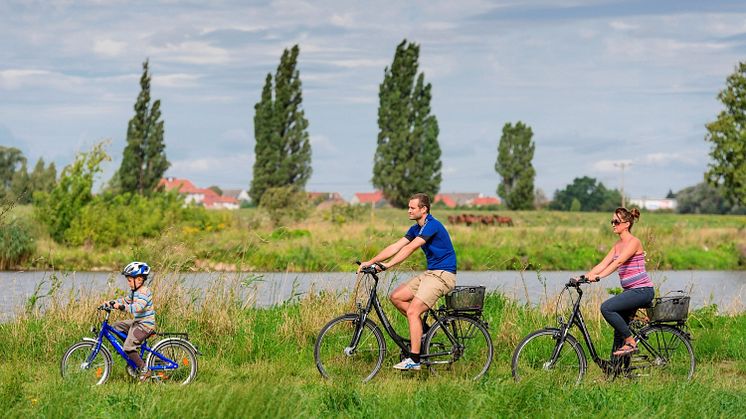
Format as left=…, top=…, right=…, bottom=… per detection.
left=1, top=270, right=745, bottom=321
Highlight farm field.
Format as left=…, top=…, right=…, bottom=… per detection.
left=5, top=206, right=745, bottom=272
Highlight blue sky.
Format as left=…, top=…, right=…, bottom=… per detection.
left=2, top=0, right=745, bottom=200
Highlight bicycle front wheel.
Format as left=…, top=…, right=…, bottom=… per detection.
left=314, top=314, right=386, bottom=382
left=148, top=339, right=198, bottom=385
left=423, top=315, right=493, bottom=380
left=60, top=341, right=113, bottom=385
left=512, top=328, right=587, bottom=385
left=632, top=324, right=695, bottom=381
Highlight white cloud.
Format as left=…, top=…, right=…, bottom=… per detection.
left=154, top=73, right=201, bottom=88
left=593, top=159, right=633, bottom=173
left=609, top=21, right=637, bottom=31
left=151, top=41, right=231, bottom=65
left=642, top=152, right=698, bottom=166
left=92, top=38, right=127, bottom=57
left=170, top=153, right=253, bottom=174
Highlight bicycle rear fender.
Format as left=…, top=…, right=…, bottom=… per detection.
left=148, top=337, right=202, bottom=358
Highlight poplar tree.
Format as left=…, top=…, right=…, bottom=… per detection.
left=705, top=61, right=746, bottom=205
left=373, top=40, right=441, bottom=208
left=115, top=59, right=169, bottom=195
left=495, top=121, right=536, bottom=210
left=249, top=45, right=311, bottom=204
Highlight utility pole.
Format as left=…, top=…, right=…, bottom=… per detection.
left=614, top=162, right=631, bottom=208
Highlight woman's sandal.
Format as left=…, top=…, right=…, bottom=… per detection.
left=612, top=343, right=638, bottom=356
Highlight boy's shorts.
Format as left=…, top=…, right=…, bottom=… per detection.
left=404, top=270, right=457, bottom=308
left=112, top=320, right=155, bottom=352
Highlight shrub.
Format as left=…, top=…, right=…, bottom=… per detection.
left=65, top=191, right=229, bottom=248
left=0, top=219, right=35, bottom=269
left=259, top=186, right=310, bottom=226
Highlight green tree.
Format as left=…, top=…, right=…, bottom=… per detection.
left=249, top=45, right=312, bottom=204
left=114, top=59, right=170, bottom=195
left=373, top=40, right=441, bottom=208
left=35, top=142, right=111, bottom=243
left=550, top=176, right=621, bottom=212
left=495, top=122, right=536, bottom=210
left=705, top=61, right=746, bottom=205
left=10, top=160, right=30, bottom=204
left=0, top=146, right=25, bottom=200
left=29, top=158, right=57, bottom=197
left=676, top=182, right=744, bottom=214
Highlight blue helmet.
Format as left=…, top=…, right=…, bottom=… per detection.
left=122, top=261, right=151, bottom=278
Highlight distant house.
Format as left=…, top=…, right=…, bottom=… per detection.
left=308, top=192, right=346, bottom=209
left=223, top=189, right=251, bottom=203
left=469, top=196, right=501, bottom=207
left=628, top=198, right=677, bottom=211
left=351, top=191, right=389, bottom=208
left=158, top=177, right=240, bottom=210
left=434, top=193, right=500, bottom=208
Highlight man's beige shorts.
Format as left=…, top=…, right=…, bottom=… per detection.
left=405, top=270, right=457, bottom=308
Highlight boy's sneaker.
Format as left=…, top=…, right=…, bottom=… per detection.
left=393, top=357, right=421, bottom=370
left=138, top=368, right=152, bottom=383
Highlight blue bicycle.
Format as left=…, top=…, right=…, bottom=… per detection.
left=60, top=305, right=200, bottom=385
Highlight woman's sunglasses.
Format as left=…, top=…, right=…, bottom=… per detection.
left=610, top=219, right=626, bottom=226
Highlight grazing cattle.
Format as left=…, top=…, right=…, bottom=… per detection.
left=447, top=213, right=513, bottom=227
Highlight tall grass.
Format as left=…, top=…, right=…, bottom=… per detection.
left=1, top=271, right=746, bottom=417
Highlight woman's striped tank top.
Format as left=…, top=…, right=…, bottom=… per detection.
left=615, top=253, right=653, bottom=289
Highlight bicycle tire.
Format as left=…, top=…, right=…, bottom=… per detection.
left=147, top=339, right=198, bottom=385
left=423, top=315, right=493, bottom=380
left=314, top=313, right=386, bottom=382
left=511, top=328, right=587, bottom=385
left=631, top=324, right=695, bottom=381
left=60, top=340, right=113, bottom=386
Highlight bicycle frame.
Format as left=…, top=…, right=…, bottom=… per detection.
left=554, top=283, right=680, bottom=371
left=349, top=271, right=470, bottom=362
left=85, top=309, right=178, bottom=371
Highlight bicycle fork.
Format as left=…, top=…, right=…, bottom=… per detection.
left=344, top=313, right=369, bottom=356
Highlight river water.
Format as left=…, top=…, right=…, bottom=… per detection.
left=2, top=270, right=745, bottom=321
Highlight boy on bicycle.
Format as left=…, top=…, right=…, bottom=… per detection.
left=102, top=261, right=156, bottom=382
left=360, top=193, right=457, bottom=370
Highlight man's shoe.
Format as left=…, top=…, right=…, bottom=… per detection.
left=393, top=357, right=421, bottom=370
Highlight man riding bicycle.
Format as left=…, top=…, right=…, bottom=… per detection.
left=360, top=193, right=457, bottom=371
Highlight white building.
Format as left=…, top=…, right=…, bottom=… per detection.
left=628, top=198, right=677, bottom=211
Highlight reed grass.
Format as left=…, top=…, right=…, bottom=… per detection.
left=1, top=271, right=746, bottom=417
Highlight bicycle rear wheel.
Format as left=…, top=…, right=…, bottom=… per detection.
left=148, top=339, right=198, bottom=385
left=630, top=324, right=695, bottom=381
left=60, top=341, right=112, bottom=385
left=512, top=328, right=587, bottom=385
left=314, top=313, right=386, bottom=382
left=423, top=315, right=493, bottom=380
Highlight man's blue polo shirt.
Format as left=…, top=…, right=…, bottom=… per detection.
left=404, top=213, right=457, bottom=274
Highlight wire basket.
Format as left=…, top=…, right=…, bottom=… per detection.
left=647, top=291, right=690, bottom=323
left=445, top=286, right=485, bottom=311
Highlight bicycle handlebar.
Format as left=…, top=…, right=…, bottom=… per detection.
left=355, top=260, right=386, bottom=275
left=566, top=275, right=599, bottom=287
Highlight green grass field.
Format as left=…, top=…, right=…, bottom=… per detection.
left=2, top=273, right=746, bottom=418
left=6, top=206, right=746, bottom=272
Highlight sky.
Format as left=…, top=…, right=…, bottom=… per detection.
left=2, top=0, right=746, bottom=201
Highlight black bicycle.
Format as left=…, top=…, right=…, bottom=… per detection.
left=314, top=264, right=493, bottom=382
left=512, top=276, right=695, bottom=384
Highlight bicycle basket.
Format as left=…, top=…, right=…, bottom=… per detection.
left=445, top=286, right=485, bottom=311
left=646, top=292, right=690, bottom=322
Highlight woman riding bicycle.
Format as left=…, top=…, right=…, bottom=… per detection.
left=581, top=207, right=654, bottom=357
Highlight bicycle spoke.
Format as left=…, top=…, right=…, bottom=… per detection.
left=315, top=315, right=385, bottom=382
left=630, top=325, right=695, bottom=381
left=512, top=329, right=585, bottom=385
left=424, top=316, right=492, bottom=380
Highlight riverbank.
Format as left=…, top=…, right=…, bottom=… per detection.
left=1, top=277, right=745, bottom=417
left=5, top=206, right=746, bottom=272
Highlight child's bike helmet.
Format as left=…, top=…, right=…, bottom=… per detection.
left=122, top=261, right=151, bottom=278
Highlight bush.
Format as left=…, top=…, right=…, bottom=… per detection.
left=0, top=219, right=35, bottom=269
left=65, top=191, right=229, bottom=248
left=259, top=186, right=310, bottom=226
